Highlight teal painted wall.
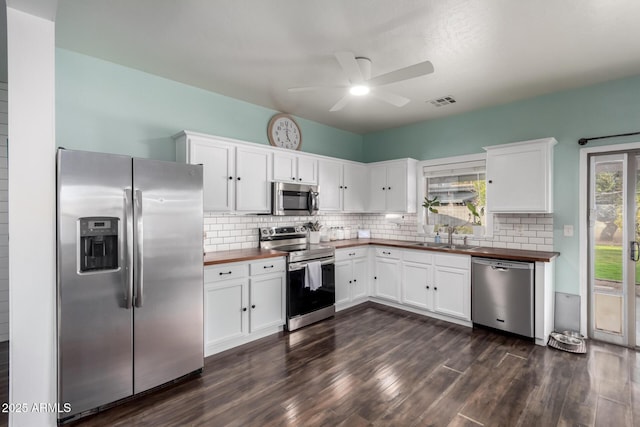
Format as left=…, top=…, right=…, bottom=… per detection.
left=364, top=74, right=640, bottom=296
left=56, top=49, right=363, bottom=161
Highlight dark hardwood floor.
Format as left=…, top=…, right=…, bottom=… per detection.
left=2, top=304, right=640, bottom=426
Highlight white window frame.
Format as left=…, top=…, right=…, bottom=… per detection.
left=416, top=153, right=493, bottom=237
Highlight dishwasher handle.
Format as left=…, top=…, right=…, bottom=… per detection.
left=471, top=257, right=534, bottom=270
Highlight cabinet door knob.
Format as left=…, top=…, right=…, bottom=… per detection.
left=344, top=186, right=348, bottom=189
left=349, top=280, right=352, bottom=284
left=339, top=186, right=343, bottom=189
left=488, top=180, right=493, bottom=184
left=242, top=307, right=247, bottom=312
left=374, top=276, right=377, bottom=280
left=292, top=177, right=296, bottom=180
left=382, top=187, right=385, bottom=190
left=251, top=304, right=256, bottom=309
left=387, top=187, right=391, bottom=190
left=237, top=177, right=241, bottom=181
left=228, top=176, right=233, bottom=180
left=299, top=178, right=302, bottom=181
left=426, top=286, right=430, bottom=289
left=434, top=287, right=438, bottom=291
left=353, top=279, right=357, bottom=282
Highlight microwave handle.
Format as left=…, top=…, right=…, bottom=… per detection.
left=308, top=191, right=319, bottom=213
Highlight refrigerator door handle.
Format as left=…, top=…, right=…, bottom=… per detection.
left=134, top=189, right=144, bottom=308
left=124, top=189, right=134, bottom=309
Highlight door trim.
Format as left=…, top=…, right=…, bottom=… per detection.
left=579, top=141, right=640, bottom=338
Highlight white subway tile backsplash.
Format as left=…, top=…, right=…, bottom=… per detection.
left=201, top=212, right=555, bottom=253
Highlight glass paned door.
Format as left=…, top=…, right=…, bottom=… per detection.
left=588, top=152, right=638, bottom=347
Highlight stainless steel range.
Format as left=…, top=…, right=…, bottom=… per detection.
left=259, top=226, right=335, bottom=331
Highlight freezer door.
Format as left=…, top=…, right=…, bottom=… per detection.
left=57, top=149, right=134, bottom=417
left=132, top=158, right=203, bottom=394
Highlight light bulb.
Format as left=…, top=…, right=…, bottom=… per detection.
left=349, top=85, right=370, bottom=96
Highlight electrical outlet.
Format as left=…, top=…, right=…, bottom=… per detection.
left=564, top=225, right=574, bottom=237
left=514, top=223, right=524, bottom=235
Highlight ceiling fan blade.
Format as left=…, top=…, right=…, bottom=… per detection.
left=369, top=89, right=410, bottom=107
left=334, top=51, right=364, bottom=84
left=329, top=94, right=352, bottom=112
left=367, top=60, right=434, bottom=87
left=288, top=85, right=346, bottom=93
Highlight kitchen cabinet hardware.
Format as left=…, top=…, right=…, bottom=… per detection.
left=426, top=285, right=430, bottom=289
left=434, top=287, right=437, bottom=290
left=229, top=176, right=233, bottom=180
left=219, top=271, right=232, bottom=275
left=382, top=187, right=385, bottom=190
left=488, top=180, right=493, bottom=183
left=237, top=177, right=241, bottom=181
left=382, top=251, right=391, bottom=255
left=263, top=265, right=274, bottom=269
left=349, top=280, right=352, bottom=283
left=344, top=186, right=348, bottom=189
left=339, top=185, right=343, bottom=189
left=242, top=307, right=247, bottom=312
left=251, top=304, right=256, bottom=309
left=292, top=177, right=296, bottom=180
left=353, top=279, right=357, bottom=282
left=374, top=276, right=377, bottom=279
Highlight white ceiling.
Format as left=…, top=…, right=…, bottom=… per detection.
left=55, top=0, right=640, bottom=134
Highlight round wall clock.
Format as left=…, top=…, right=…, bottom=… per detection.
left=267, top=113, right=302, bottom=150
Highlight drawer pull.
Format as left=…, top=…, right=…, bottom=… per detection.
left=263, top=265, right=274, bottom=269
left=496, top=318, right=505, bottom=323
left=382, top=251, right=391, bottom=255
left=349, top=252, right=356, bottom=256
left=219, top=271, right=232, bottom=275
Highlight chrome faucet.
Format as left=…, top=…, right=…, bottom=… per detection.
left=446, top=226, right=456, bottom=246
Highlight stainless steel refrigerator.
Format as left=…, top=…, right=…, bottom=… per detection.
left=56, top=149, right=204, bottom=422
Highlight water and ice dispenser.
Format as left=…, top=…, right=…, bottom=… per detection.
left=79, top=217, right=119, bottom=272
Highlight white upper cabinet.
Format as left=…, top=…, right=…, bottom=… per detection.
left=175, top=132, right=272, bottom=213
left=485, top=138, right=557, bottom=213
left=235, top=147, right=271, bottom=213
left=318, top=160, right=342, bottom=211
left=272, top=151, right=317, bottom=185
left=318, top=159, right=367, bottom=212
left=367, top=159, right=418, bottom=213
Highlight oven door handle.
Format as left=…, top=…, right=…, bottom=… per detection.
left=289, top=257, right=335, bottom=271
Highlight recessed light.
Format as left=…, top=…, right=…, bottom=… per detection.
left=349, top=85, right=370, bottom=96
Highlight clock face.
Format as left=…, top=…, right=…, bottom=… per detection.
left=268, top=114, right=302, bottom=150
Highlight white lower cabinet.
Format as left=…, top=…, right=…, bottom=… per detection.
left=204, top=257, right=286, bottom=356
left=397, top=249, right=471, bottom=322
left=373, top=248, right=401, bottom=302
left=335, top=248, right=369, bottom=310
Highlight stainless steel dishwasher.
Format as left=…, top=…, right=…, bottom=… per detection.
left=471, top=257, right=535, bottom=338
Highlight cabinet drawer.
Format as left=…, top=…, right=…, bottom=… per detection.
left=250, top=258, right=286, bottom=276
left=375, top=247, right=400, bottom=259
left=336, top=247, right=368, bottom=261
left=205, top=263, right=249, bottom=283
left=434, top=253, right=470, bottom=270
left=403, top=250, right=433, bottom=265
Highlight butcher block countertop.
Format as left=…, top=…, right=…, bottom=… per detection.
left=204, top=238, right=559, bottom=265
left=325, top=238, right=559, bottom=262
left=204, top=248, right=287, bottom=266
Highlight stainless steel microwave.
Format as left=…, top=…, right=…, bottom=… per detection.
left=272, top=182, right=319, bottom=216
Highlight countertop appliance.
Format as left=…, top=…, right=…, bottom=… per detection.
left=259, top=226, right=335, bottom=330
left=57, top=149, right=204, bottom=423
left=471, top=257, right=535, bottom=338
left=271, top=182, right=319, bottom=216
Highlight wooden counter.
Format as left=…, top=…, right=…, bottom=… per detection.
left=204, top=238, right=559, bottom=265
left=204, top=248, right=287, bottom=266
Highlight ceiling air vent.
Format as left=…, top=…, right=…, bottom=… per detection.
left=428, top=96, right=456, bottom=107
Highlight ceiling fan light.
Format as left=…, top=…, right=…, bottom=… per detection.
left=349, top=85, right=370, bottom=96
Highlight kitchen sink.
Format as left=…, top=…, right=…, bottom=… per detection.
left=412, top=242, right=482, bottom=251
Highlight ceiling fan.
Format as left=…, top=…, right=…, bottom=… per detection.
left=288, top=51, right=434, bottom=112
